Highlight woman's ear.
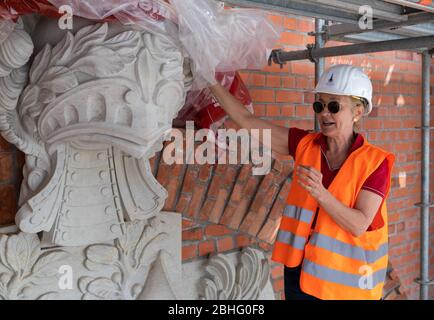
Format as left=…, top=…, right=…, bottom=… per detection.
left=353, top=104, right=364, bottom=121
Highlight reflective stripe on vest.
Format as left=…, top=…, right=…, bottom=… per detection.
left=303, top=259, right=387, bottom=290
left=276, top=229, right=306, bottom=250
left=283, top=204, right=314, bottom=224
left=309, top=232, right=388, bottom=264
left=303, top=259, right=388, bottom=289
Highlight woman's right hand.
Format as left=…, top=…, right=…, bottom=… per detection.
left=209, top=83, right=290, bottom=156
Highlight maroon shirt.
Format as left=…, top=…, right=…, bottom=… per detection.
left=288, top=127, right=390, bottom=231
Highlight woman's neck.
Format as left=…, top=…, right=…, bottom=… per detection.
left=326, top=131, right=355, bottom=154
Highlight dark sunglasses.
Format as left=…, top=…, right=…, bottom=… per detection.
left=313, top=100, right=341, bottom=114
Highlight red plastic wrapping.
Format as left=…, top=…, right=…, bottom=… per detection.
left=0, top=0, right=61, bottom=20
left=173, top=71, right=253, bottom=132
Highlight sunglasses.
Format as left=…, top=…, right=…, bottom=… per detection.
left=313, top=96, right=367, bottom=114
left=313, top=100, right=341, bottom=114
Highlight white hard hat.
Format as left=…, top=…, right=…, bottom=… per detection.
left=313, top=64, right=373, bottom=115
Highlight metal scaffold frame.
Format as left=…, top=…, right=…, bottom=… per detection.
left=221, top=0, right=433, bottom=300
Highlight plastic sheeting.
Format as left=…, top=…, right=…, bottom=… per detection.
left=0, top=0, right=281, bottom=89
left=47, top=0, right=175, bottom=21
left=170, top=0, right=281, bottom=89
left=46, top=0, right=281, bottom=89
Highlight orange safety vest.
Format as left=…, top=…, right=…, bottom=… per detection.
left=272, top=133, right=395, bottom=300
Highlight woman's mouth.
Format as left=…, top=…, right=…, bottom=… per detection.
left=322, top=121, right=335, bottom=127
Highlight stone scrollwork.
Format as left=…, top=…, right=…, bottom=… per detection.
left=200, top=248, right=271, bottom=300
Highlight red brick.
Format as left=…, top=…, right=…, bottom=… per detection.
left=250, top=89, right=275, bottom=103
left=182, top=244, right=197, bottom=261
left=243, top=176, right=259, bottom=196
left=271, top=265, right=283, bottom=279
left=182, top=218, right=200, bottom=230
left=0, top=154, right=13, bottom=182
left=0, top=137, right=12, bottom=152
left=208, top=188, right=229, bottom=223
left=198, top=197, right=214, bottom=221
left=283, top=17, right=296, bottom=30
left=175, top=194, right=191, bottom=213
left=266, top=75, right=281, bottom=87
left=291, top=62, right=314, bottom=75
left=222, top=166, right=239, bottom=186
left=220, top=200, right=249, bottom=229
left=186, top=184, right=206, bottom=218
left=156, top=163, right=170, bottom=184
left=0, top=185, right=17, bottom=226
left=280, top=32, right=306, bottom=46
left=240, top=205, right=269, bottom=236
left=282, top=76, right=295, bottom=88
left=304, top=92, right=315, bottom=104
left=275, top=91, right=303, bottom=103
left=198, top=240, right=216, bottom=257
left=298, top=19, right=314, bottom=33
left=181, top=167, right=198, bottom=194
left=198, top=164, right=212, bottom=183
left=258, top=241, right=272, bottom=251
left=295, top=77, right=312, bottom=90
left=295, top=105, right=312, bottom=118
left=266, top=105, right=281, bottom=117
left=253, top=105, right=266, bottom=117
left=250, top=73, right=266, bottom=87
left=281, top=105, right=294, bottom=117
left=268, top=14, right=283, bottom=27
left=217, top=237, right=235, bottom=253
left=272, top=278, right=284, bottom=293
left=395, top=51, right=413, bottom=61
left=163, top=180, right=180, bottom=211
left=205, top=224, right=232, bottom=237
left=236, top=234, right=255, bottom=248
left=182, top=227, right=203, bottom=241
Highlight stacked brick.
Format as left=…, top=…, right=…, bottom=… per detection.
left=0, top=137, right=23, bottom=226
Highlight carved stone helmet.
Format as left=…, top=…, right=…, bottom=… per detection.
left=0, top=16, right=193, bottom=246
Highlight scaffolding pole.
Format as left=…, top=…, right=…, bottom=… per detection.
left=418, top=50, right=432, bottom=300
left=269, top=35, right=434, bottom=63
left=313, top=19, right=325, bottom=132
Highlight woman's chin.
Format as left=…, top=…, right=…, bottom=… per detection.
left=320, top=126, right=337, bottom=136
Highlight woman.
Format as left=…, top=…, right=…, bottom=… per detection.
left=209, top=64, right=395, bottom=300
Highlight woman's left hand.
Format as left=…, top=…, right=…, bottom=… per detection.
left=296, top=165, right=329, bottom=203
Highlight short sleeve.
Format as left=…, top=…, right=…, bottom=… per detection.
left=288, top=127, right=310, bottom=160
left=362, top=158, right=391, bottom=231
left=361, top=158, right=390, bottom=199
